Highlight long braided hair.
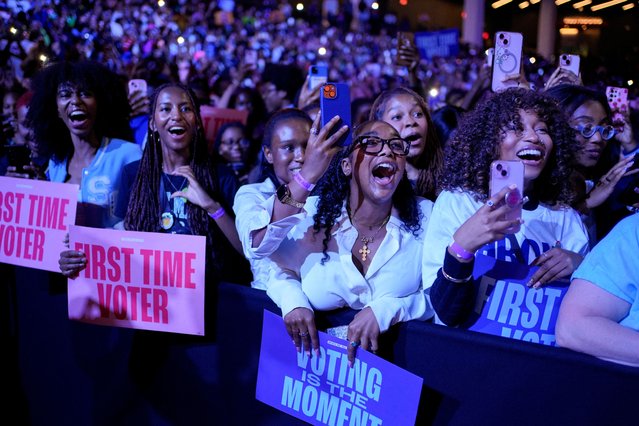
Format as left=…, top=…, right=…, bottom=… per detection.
left=124, top=83, right=225, bottom=258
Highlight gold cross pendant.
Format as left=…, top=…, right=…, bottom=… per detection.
left=359, top=237, right=372, bottom=262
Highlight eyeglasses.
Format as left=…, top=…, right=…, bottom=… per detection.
left=351, top=136, right=410, bottom=156
left=220, top=138, right=250, bottom=148
left=575, top=124, right=616, bottom=141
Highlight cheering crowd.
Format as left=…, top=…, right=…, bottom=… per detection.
left=2, top=0, right=639, bottom=384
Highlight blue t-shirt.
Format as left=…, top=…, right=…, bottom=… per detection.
left=47, top=137, right=142, bottom=228
left=572, top=214, right=639, bottom=330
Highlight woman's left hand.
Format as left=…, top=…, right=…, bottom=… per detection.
left=586, top=155, right=637, bottom=209
left=170, top=165, right=221, bottom=212
left=346, top=307, right=380, bottom=367
left=529, top=248, right=584, bottom=289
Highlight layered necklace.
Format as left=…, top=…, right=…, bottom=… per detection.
left=347, top=206, right=391, bottom=262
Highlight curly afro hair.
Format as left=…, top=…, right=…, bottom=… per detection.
left=26, top=60, right=133, bottom=163
left=439, top=87, right=580, bottom=207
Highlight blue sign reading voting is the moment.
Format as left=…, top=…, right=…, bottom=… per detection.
left=463, top=254, right=569, bottom=346
left=256, top=310, right=423, bottom=426
left=414, top=28, right=460, bottom=59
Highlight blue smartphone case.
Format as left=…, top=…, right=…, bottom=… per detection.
left=320, top=82, right=352, bottom=147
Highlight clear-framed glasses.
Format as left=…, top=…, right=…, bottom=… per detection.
left=575, top=124, right=616, bottom=141
left=351, top=136, right=410, bottom=156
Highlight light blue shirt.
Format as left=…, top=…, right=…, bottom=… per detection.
left=572, top=214, right=639, bottom=330
left=47, top=137, right=142, bottom=228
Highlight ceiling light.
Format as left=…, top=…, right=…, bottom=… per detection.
left=572, top=0, right=592, bottom=8
left=559, top=28, right=579, bottom=35
left=591, top=0, right=627, bottom=11
left=491, top=0, right=513, bottom=8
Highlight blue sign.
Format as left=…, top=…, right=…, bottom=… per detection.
left=415, top=29, right=460, bottom=59
left=256, top=310, right=423, bottom=425
left=463, top=255, right=569, bottom=346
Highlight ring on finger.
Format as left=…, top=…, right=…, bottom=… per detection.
left=486, top=200, right=495, bottom=208
left=350, top=340, right=360, bottom=348
left=310, top=127, right=319, bottom=135
left=299, top=331, right=309, bottom=337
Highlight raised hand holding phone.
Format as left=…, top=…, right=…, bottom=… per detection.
left=606, top=86, right=629, bottom=128
left=559, top=53, right=580, bottom=76
left=491, top=31, right=524, bottom=92
left=308, top=64, right=328, bottom=91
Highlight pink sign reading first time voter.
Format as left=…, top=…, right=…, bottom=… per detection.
left=68, top=225, right=206, bottom=335
left=0, top=176, right=78, bottom=272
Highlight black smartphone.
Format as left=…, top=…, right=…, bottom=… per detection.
left=5, top=144, right=31, bottom=172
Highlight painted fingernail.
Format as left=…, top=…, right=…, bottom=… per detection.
left=315, top=349, right=320, bottom=357
left=533, top=282, right=541, bottom=289
left=348, top=360, right=353, bottom=368
left=526, top=280, right=533, bottom=287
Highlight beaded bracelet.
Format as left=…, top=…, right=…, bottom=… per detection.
left=208, top=207, right=226, bottom=220
left=449, top=241, right=474, bottom=261
left=293, top=172, right=316, bottom=192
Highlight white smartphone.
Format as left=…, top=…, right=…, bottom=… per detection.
left=308, top=64, right=328, bottom=91
left=128, top=79, right=147, bottom=96
left=489, top=160, right=524, bottom=232
left=491, top=31, right=523, bottom=93
left=559, top=53, right=580, bottom=76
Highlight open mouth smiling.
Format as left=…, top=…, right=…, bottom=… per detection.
left=168, top=126, right=186, bottom=136
left=69, top=110, right=88, bottom=122
left=516, top=148, right=544, bottom=162
left=372, top=162, right=398, bottom=185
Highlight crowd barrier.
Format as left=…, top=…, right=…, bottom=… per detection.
left=5, top=263, right=638, bottom=425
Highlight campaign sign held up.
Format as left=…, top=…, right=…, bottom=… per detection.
left=463, top=254, right=569, bottom=346
left=414, top=28, right=460, bottom=59
left=0, top=177, right=78, bottom=271
left=68, top=225, right=206, bottom=335
left=256, top=310, right=423, bottom=425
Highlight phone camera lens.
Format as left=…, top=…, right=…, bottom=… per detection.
left=501, top=169, right=508, bottom=177
left=503, top=39, right=509, bottom=45
left=566, top=59, right=571, bottom=65
left=496, top=164, right=503, bottom=171
left=499, top=33, right=504, bottom=39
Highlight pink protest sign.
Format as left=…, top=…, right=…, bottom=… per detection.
left=68, top=225, right=206, bottom=335
left=0, top=177, right=78, bottom=272
left=199, top=105, right=248, bottom=153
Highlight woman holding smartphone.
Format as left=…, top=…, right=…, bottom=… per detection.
left=545, top=84, right=637, bottom=243
left=233, top=108, right=347, bottom=289
left=266, top=120, right=434, bottom=366
left=422, top=88, right=589, bottom=327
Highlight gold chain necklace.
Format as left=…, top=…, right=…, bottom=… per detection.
left=348, top=207, right=391, bottom=262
